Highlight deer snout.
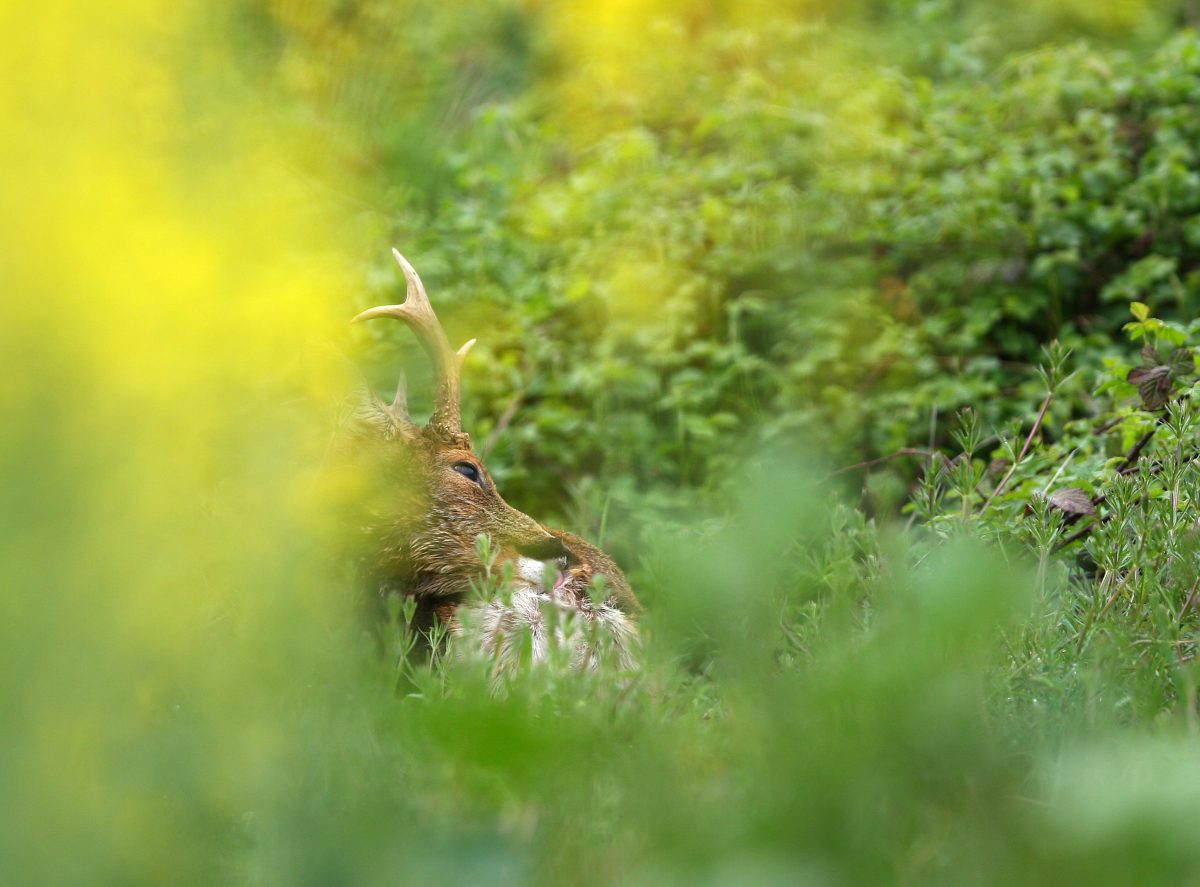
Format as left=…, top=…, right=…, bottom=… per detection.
left=516, top=534, right=570, bottom=562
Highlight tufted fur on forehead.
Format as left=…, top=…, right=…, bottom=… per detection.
left=349, top=387, right=468, bottom=448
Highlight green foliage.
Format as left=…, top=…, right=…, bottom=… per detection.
left=296, top=10, right=1200, bottom=541
left=864, top=305, right=1200, bottom=728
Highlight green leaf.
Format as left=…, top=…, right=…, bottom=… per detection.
left=1160, top=325, right=1188, bottom=347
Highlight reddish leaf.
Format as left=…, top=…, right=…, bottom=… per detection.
left=1127, top=364, right=1172, bottom=410
left=1169, top=347, right=1195, bottom=377
left=1048, top=488, right=1096, bottom=516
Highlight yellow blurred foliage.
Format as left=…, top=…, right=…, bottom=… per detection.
left=0, top=3, right=366, bottom=879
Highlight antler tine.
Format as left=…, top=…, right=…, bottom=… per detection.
left=352, top=249, right=470, bottom=435
left=390, top=370, right=410, bottom=424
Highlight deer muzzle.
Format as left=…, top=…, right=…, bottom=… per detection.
left=516, top=534, right=570, bottom=562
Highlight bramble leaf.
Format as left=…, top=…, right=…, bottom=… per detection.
left=1048, top=488, right=1096, bottom=516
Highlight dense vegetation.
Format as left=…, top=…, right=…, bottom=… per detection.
left=8, top=1, right=1200, bottom=884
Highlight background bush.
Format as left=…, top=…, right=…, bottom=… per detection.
left=247, top=2, right=1200, bottom=544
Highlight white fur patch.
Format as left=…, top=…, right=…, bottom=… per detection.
left=515, top=557, right=546, bottom=590
left=457, top=583, right=640, bottom=691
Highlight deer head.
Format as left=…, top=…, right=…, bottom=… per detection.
left=347, top=250, right=640, bottom=671
left=349, top=250, right=569, bottom=609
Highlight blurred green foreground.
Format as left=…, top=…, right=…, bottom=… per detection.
left=6, top=2, right=1200, bottom=885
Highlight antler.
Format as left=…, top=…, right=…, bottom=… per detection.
left=353, top=249, right=476, bottom=435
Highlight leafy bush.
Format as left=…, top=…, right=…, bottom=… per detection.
left=843, top=35, right=1200, bottom=450
left=304, top=9, right=1200, bottom=539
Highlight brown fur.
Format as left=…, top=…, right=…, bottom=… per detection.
left=549, top=530, right=640, bottom=616
left=346, top=405, right=640, bottom=630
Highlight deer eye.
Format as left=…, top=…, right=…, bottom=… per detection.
left=452, top=462, right=483, bottom=485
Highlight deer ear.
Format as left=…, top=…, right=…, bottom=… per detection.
left=346, top=385, right=415, bottom=442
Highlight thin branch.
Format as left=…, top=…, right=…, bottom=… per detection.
left=1055, top=520, right=1097, bottom=551
left=1178, top=577, right=1200, bottom=624
left=829, top=448, right=937, bottom=477
left=480, top=391, right=524, bottom=459
left=981, top=391, right=1053, bottom=514
left=1092, top=415, right=1127, bottom=435
left=1040, top=446, right=1078, bottom=496
left=1117, top=426, right=1158, bottom=475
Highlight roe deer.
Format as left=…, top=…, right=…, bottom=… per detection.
left=347, top=249, right=639, bottom=670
